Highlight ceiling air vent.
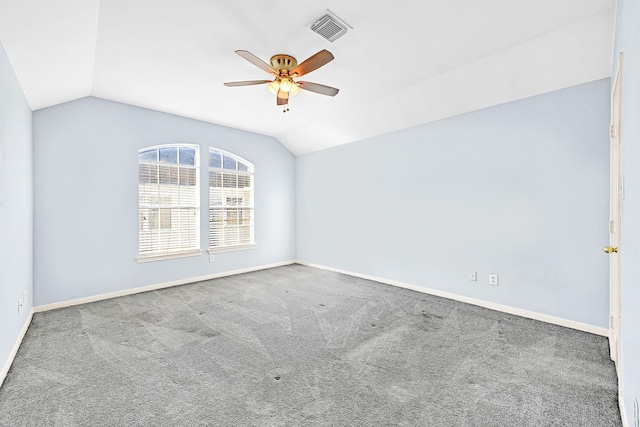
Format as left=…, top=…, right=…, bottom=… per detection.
left=310, top=10, right=352, bottom=43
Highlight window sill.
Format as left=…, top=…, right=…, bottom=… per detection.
left=136, top=250, right=203, bottom=263
left=208, top=244, right=256, bottom=254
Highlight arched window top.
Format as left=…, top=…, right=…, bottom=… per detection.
left=139, top=144, right=198, bottom=166
left=209, top=148, right=253, bottom=173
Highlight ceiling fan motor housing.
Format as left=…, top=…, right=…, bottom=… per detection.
left=270, top=54, right=297, bottom=72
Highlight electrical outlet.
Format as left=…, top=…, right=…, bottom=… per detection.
left=209, top=254, right=215, bottom=263
left=469, top=271, right=477, bottom=281
left=17, top=298, right=23, bottom=314
left=489, top=274, right=498, bottom=286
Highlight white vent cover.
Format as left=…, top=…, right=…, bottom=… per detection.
left=310, top=10, right=351, bottom=42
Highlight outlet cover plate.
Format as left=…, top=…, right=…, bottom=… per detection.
left=469, top=271, right=477, bottom=281
left=489, top=274, right=498, bottom=286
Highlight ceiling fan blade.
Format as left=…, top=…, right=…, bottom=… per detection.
left=235, top=50, right=276, bottom=75
left=224, top=80, right=271, bottom=87
left=298, top=81, right=339, bottom=96
left=291, top=50, right=334, bottom=77
left=276, top=90, right=289, bottom=105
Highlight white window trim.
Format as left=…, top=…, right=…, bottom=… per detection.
left=136, top=250, right=203, bottom=263
left=208, top=244, right=256, bottom=254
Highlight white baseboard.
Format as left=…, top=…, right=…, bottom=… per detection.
left=34, top=260, right=296, bottom=313
left=297, top=261, right=609, bottom=337
left=0, top=308, right=34, bottom=389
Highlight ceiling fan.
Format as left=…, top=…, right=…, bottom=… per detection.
left=224, top=49, right=339, bottom=112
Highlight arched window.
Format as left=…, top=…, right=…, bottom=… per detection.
left=138, top=145, right=200, bottom=259
left=209, top=148, right=254, bottom=252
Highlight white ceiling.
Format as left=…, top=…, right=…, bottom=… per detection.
left=0, top=0, right=616, bottom=155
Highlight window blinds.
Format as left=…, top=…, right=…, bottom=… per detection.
left=209, top=149, right=254, bottom=252
left=138, top=145, right=200, bottom=257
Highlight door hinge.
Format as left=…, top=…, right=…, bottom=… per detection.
left=610, top=124, right=617, bottom=138
left=610, top=316, right=614, bottom=328
left=610, top=220, right=616, bottom=233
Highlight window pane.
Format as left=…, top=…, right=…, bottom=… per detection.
left=139, top=144, right=200, bottom=257
left=179, top=147, right=196, bottom=165
left=222, top=155, right=237, bottom=170
left=149, top=208, right=172, bottom=229
left=139, top=164, right=159, bottom=184
left=178, top=167, right=196, bottom=186
left=209, top=151, right=222, bottom=169
left=209, top=149, right=254, bottom=252
left=159, top=165, right=178, bottom=185
left=139, top=149, right=157, bottom=162
left=223, top=173, right=238, bottom=188
left=209, top=171, right=222, bottom=188
left=238, top=175, right=251, bottom=189
left=159, top=147, right=178, bottom=164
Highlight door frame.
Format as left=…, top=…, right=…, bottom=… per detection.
left=609, top=52, right=622, bottom=368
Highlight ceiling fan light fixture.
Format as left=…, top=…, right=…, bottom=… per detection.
left=290, top=82, right=301, bottom=96
left=279, top=78, right=292, bottom=93
left=267, top=79, right=280, bottom=95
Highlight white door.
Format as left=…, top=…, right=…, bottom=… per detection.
left=607, top=53, right=622, bottom=366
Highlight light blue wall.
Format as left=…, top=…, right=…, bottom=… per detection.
left=613, top=0, right=640, bottom=423
left=33, top=97, right=295, bottom=306
left=297, top=79, right=611, bottom=328
left=0, top=42, right=33, bottom=376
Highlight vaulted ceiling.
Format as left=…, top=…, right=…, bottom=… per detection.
left=0, top=0, right=616, bottom=155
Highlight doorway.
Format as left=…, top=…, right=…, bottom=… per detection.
left=608, top=52, right=622, bottom=368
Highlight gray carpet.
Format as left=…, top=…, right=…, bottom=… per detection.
left=0, top=264, right=621, bottom=426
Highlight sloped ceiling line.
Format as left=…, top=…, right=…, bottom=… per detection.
left=0, top=0, right=616, bottom=155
